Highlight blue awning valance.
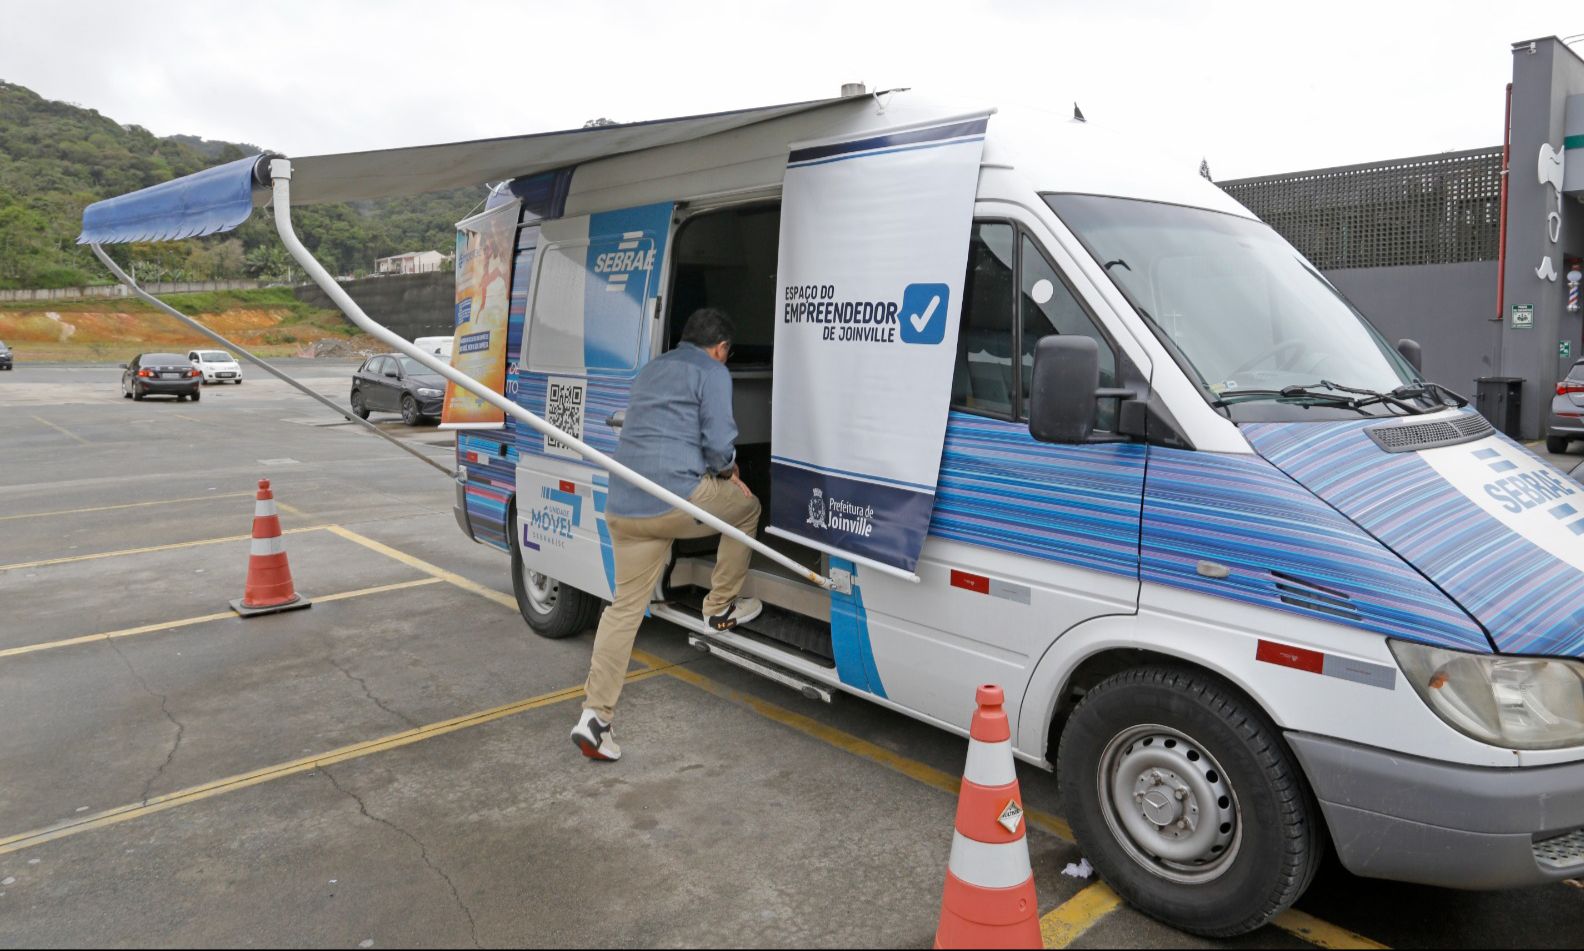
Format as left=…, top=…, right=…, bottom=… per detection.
left=78, top=154, right=265, bottom=245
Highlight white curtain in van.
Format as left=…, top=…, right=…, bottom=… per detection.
left=768, top=113, right=990, bottom=578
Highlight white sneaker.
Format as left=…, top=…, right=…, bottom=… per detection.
left=708, top=596, right=763, bottom=631
left=570, top=709, right=621, bottom=762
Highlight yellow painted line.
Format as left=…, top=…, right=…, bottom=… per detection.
left=0, top=491, right=254, bottom=523
left=1272, top=909, right=1389, bottom=950
left=0, top=577, right=443, bottom=660
left=1040, top=882, right=1123, bottom=948
left=630, top=648, right=1075, bottom=841
left=275, top=500, right=309, bottom=519
left=326, top=524, right=516, bottom=611
left=31, top=414, right=89, bottom=446
left=634, top=649, right=1385, bottom=949
left=0, top=663, right=672, bottom=858
left=0, top=525, right=326, bottom=573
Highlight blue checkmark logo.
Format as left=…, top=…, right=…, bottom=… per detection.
left=898, top=283, right=949, bottom=345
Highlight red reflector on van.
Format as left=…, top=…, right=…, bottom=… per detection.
left=1256, top=640, right=1324, bottom=674
left=559, top=480, right=576, bottom=494
left=950, top=570, right=989, bottom=594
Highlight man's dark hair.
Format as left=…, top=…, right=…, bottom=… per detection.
left=681, top=308, right=734, bottom=349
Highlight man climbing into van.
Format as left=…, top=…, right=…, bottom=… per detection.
left=571, top=307, right=763, bottom=761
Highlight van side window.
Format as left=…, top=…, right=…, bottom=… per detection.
left=1020, top=235, right=1117, bottom=431
left=951, top=222, right=1017, bottom=418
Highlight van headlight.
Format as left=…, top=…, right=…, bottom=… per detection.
left=1390, top=640, right=1584, bottom=750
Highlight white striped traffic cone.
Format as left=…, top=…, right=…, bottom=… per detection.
left=229, top=479, right=312, bottom=618
left=935, top=684, right=1040, bottom=949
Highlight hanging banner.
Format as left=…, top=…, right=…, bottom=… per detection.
left=768, top=113, right=990, bottom=578
left=441, top=199, right=520, bottom=429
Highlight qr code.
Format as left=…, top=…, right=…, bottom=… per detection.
left=545, top=378, right=585, bottom=456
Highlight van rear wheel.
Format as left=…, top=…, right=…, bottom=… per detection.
left=510, top=526, right=600, bottom=639
left=1057, top=665, right=1322, bottom=937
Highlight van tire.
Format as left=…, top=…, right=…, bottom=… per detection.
left=510, top=526, right=600, bottom=639
left=1546, top=435, right=1569, bottom=454
left=1056, top=665, right=1323, bottom=937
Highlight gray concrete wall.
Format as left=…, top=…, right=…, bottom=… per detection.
left=293, top=271, right=455, bottom=341
left=1325, top=260, right=1500, bottom=399
left=1499, top=37, right=1584, bottom=438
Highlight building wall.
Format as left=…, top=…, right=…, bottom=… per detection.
left=1324, top=261, right=1501, bottom=399
left=293, top=271, right=454, bottom=341
left=1499, top=37, right=1584, bottom=438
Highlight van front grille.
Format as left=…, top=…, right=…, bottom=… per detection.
left=1366, top=414, right=1492, bottom=453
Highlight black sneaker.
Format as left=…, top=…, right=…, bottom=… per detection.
left=570, top=709, right=621, bottom=762
left=708, top=596, right=763, bottom=632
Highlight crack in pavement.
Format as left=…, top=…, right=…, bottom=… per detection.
left=321, top=768, right=482, bottom=948
left=325, top=652, right=420, bottom=729
left=107, top=638, right=185, bottom=806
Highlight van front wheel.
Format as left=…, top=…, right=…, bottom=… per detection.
left=510, top=529, right=600, bottom=639
left=1057, top=666, right=1322, bottom=937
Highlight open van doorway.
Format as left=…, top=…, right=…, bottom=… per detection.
left=661, top=202, right=833, bottom=659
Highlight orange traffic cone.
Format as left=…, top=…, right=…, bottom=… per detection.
left=229, top=479, right=312, bottom=618
left=935, top=684, right=1040, bottom=949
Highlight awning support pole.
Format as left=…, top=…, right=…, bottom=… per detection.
left=90, top=243, right=452, bottom=477
left=266, top=159, right=834, bottom=591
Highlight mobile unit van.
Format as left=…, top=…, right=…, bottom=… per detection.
left=81, top=90, right=1584, bottom=937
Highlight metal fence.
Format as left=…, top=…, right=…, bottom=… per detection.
left=1219, top=147, right=1503, bottom=270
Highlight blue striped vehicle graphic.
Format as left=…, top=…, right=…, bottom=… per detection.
left=1247, top=415, right=1584, bottom=657
left=931, top=412, right=1488, bottom=653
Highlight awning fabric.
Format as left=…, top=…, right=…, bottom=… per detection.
left=78, top=154, right=264, bottom=245
left=79, top=94, right=859, bottom=243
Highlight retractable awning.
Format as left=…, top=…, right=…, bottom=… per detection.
left=78, top=94, right=862, bottom=244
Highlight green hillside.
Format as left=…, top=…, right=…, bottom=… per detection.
left=0, top=80, right=481, bottom=289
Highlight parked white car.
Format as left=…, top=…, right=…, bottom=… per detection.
left=187, top=349, right=243, bottom=384
left=413, top=335, right=453, bottom=359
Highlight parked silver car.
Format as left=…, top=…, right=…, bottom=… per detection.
left=1546, top=359, right=1584, bottom=453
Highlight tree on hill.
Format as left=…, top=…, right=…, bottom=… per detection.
left=0, top=80, right=482, bottom=289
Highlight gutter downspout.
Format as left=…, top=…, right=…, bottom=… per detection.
left=89, top=243, right=451, bottom=477
left=266, top=158, right=834, bottom=591
left=1495, top=81, right=1512, bottom=325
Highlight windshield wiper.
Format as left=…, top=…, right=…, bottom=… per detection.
left=1212, top=380, right=1441, bottom=415
left=1211, top=386, right=1364, bottom=410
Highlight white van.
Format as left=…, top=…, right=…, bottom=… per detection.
left=81, top=91, right=1584, bottom=937
left=413, top=335, right=453, bottom=359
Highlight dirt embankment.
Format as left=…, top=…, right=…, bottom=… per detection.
left=0, top=296, right=381, bottom=363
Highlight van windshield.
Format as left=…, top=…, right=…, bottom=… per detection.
left=1046, top=195, right=1418, bottom=412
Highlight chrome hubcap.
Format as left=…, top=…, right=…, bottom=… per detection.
left=524, top=569, right=559, bottom=615
left=1098, top=724, right=1241, bottom=884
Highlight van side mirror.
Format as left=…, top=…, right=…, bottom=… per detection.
left=1028, top=336, right=1101, bottom=444
left=1396, top=338, right=1423, bottom=374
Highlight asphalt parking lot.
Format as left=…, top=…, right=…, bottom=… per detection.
left=2, top=362, right=1582, bottom=949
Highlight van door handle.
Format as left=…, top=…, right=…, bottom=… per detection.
left=606, top=411, right=626, bottom=429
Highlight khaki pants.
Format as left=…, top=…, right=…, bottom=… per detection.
left=582, top=476, right=761, bottom=721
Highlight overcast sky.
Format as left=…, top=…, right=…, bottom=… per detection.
left=1, top=0, right=1576, bottom=181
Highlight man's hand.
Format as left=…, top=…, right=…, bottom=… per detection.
left=729, top=471, right=752, bottom=499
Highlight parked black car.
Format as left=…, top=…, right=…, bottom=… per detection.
left=0, top=339, right=12, bottom=370
left=350, top=354, right=444, bottom=425
left=121, top=352, right=203, bottom=401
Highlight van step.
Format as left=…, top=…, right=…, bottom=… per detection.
left=665, top=584, right=834, bottom=661
left=687, top=636, right=834, bottom=703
